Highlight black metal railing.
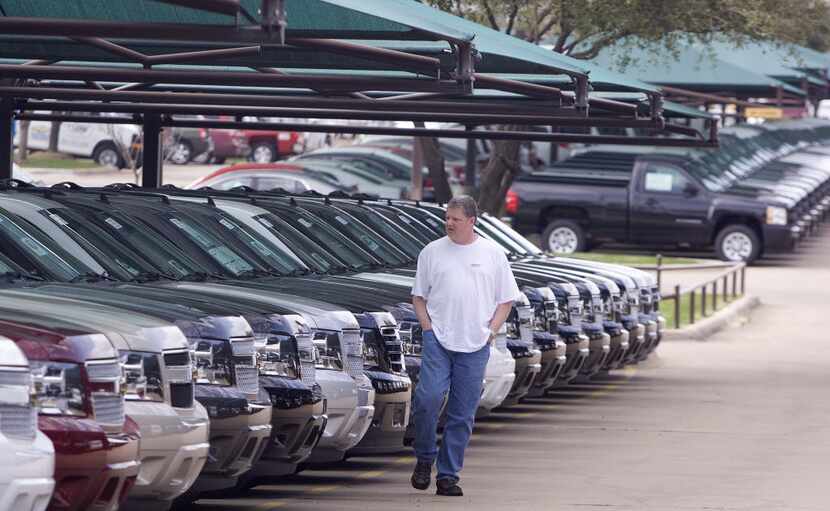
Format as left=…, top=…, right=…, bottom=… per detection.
left=660, top=263, right=747, bottom=329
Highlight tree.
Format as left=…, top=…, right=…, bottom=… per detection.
left=426, top=0, right=830, bottom=214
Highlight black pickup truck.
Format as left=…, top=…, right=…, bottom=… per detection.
left=506, top=151, right=803, bottom=262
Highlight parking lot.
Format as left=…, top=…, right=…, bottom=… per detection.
left=195, top=226, right=830, bottom=511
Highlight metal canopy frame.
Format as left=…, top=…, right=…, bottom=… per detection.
left=0, top=1, right=718, bottom=187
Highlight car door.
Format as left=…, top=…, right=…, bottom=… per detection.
left=629, top=162, right=711, bottom=246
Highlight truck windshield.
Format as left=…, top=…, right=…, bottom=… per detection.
left=251, top=213, right=343, bottom=274
left=162, top=213, right=257, bottom=276
left=331, top=202, right=423, bottom=260
left=0, top=210, right=84, bottom=281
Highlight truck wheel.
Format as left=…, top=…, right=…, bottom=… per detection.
left=542, top=220, right=586, bottom=254
left=168, top=140, right=193, bottom=165
left=715, top=224, right=761, bottom=263
left=93, top=142, right=124, bottom=169
left=251, top=141, right=277, bottom=163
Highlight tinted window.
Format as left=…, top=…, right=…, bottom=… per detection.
left=642, top=164, right=692, bottom=194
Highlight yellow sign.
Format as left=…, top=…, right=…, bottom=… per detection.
left=745, top=107, right=784, bottom=119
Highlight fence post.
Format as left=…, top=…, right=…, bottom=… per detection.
left=690, top=290, right=696, bottom=324
left=701, top=285, right=707, bottom=317
left=656, top=253, right=662, bottom=290
left=723, top=275, right=728, bottom=302
left=740, top=266, right=746, bottom=295
left=732, top=270, right=737, bottom=298
left=713, top=280, right=718, bottom=310
left=674, top=285, right=681, bottom=329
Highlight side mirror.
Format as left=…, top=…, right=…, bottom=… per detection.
left=683, top=183, right=700, bottom=197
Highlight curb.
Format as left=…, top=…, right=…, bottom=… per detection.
left=661, top=295, right=761, bottom=341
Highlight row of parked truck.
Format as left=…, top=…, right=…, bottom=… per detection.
left=0, top=180, right=665, bottom=511
left=507, top=119, right=830, bottom=262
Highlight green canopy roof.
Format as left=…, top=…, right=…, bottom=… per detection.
left=707, top=40, right=825, bottom=86
left=592, top=42, right=805, bottom=95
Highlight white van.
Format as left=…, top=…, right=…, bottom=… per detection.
left=15, top=113, right=140, bottom=168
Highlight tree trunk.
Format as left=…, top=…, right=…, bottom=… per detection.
left=477, top=125, right=523, bottom=216
left=48, top=117, right=62, bottom=153
left=412, top=121, right=452, bottom=203
left=17, top=120, right=30, bottom=162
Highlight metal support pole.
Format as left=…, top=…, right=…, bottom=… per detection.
left=464, top=126, right=476, bottom=193
left=732, top=270, right=737, bottom=298
left=690, top=290, right=696, bottom=325
left=0, top=99, right=13, bottom=180
left=142, top=113, right=163, bottom=188
left=723, top=276, right=728, bottom=302
left=674, top=285, right=681, bottom=329
left=701, top=285, right=707, bottom=317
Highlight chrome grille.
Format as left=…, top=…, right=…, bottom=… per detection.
left=296, top=333, right=316, bottom=386
left=0, top=404, right=36, bottom=439
left=231, top=337, right=255, bottom=357
left=163, top=350, right=192, bottom=384
left=568, top=296, right=583, bottom=328
left=341, top=330, right=364, bottom=379
left=235, top=364, right=259, bottom=395
left=517, top=306, right=534, bottom=342
left=0, top=370, right=30, bottom=387
left=91, top=393, right=125, bottom=426
left=85, top=360, right=122, bottom=382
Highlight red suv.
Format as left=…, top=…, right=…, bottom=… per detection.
left=1, top=316, right=141, bottom=511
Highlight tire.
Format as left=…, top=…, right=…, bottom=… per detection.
left=715, top=224, right=761, bottom=263
left=541, top=219, right=586, bottom=254
left=92, top=142, right=124, bottom=169
left=250, top=141, right=277, bottom=163
left=168, top=140, right=193, bottom=165
left=212, top=156, right=226, bottom=164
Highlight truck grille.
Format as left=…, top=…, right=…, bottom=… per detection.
left=231, top=337, right=255, bottom=357
left=91, top=393, right=125, bottom=426
left=0, top=404, right=36, bottom=439
left=235, top=364, right=259, bottom=395
left=341, top=330, right=364, bottom=379
left=517, top=306, right=534, bottom=342
left=296, top=333, right=316, bottom=386
left=85, top=360, right=122, bottom=382
left=163, top=350, right=193, bottom=407
left=170, top=383, right=194, bottom=408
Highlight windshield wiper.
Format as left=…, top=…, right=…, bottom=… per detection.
left=133, top=271, right=176, bottom=283
left=69, top=272, right=115, bottom=283
left=237, top=268, right=277, bottom=279
left=180, top=271, right=220, bottom=282
left=0, top=271, right=45, bottom=282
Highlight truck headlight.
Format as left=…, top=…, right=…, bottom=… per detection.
left=120, top=351, right=165, bottom=402
left=766, top=206, right=788, bottom=226
left=363, top=342, right=380, bottom=369
left=189, top=340, right=234, bottom=386
left=30, top=361, right=87, bottom=416
left=313, top=332, right=343, bottom=370
left=256, top=335, right=298, bottom=378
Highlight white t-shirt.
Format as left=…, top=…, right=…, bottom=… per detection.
left=411, top=235, right=522, bottom=353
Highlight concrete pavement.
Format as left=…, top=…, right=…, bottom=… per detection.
left=193, top=226, right=830, bottom=511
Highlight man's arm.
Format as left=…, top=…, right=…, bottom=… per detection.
left=487, top=301, right=513, bottom=340
left=412, top=295, right=432, bottom=332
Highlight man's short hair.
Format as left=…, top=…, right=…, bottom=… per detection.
left=447, top=195, right=478, bottom=219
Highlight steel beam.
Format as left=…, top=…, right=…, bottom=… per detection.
left=157, top=0, right=242, bottom=17
left=0, top=64, right=460, bottom=94
left=0, top=100, right=12, bottom=180
left=286, top=38, right=441, bottom=75
left=142, top=113, right=163, bottom=188
left=474, top=74, right=561, bottom=100
left=18, top=98, right=663, bottom=128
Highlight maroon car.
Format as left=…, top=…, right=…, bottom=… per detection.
left=0, top=316, right=141, bottom=511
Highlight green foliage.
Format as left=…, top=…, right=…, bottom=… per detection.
left=424, top=0, right=830, bottom=61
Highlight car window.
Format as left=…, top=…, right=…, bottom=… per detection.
left=256, top=176, right=308, bottom=193
left=642, top=164, right=692, bottom=194
left=207, top=176, right=254, bottom=190
left=0, top=210, right=83, bottom=281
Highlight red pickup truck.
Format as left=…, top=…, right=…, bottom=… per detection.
left=242, top=129, right=304, bottom=163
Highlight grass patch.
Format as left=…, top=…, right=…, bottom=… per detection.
left=660, top=289, right=742, bottom=329
left=565, top=252, right=700, bottom=266
left=18, top=152, right=98, bottom=170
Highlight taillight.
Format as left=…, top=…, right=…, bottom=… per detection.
left=505, top=189, right=519, bottom=215
left=199, top=128, right=208, bottom=139
left=423, top=177, right=434, bottom=188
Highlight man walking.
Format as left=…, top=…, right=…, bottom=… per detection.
left=410, top=195, right=521, bottom=496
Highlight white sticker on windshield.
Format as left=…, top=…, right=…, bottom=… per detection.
left=48, top=213, right=68, bottom=226
left=20, top=237, right=48, bottom=257
left=207, top=245, right=253, bottom=274
left=218, top=218, right=237, bottom=230
left=334, top=216, right=349, bottom=226
left=644, top=172, right=673, bottom=192
left=258, top=217, right=274, bottom=228
left=398, top=215, right=412, bottom=224
left=297, top=218, right=313, bottom=229
left=104, top=217, right=123, bottom=230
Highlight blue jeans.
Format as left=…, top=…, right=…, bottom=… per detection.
left=413, top=330, right=490, bottom=481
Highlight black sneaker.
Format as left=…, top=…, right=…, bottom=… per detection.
left=436, top=478, right=463, bottom=497
left=410, top=460, right=432, bottom=490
